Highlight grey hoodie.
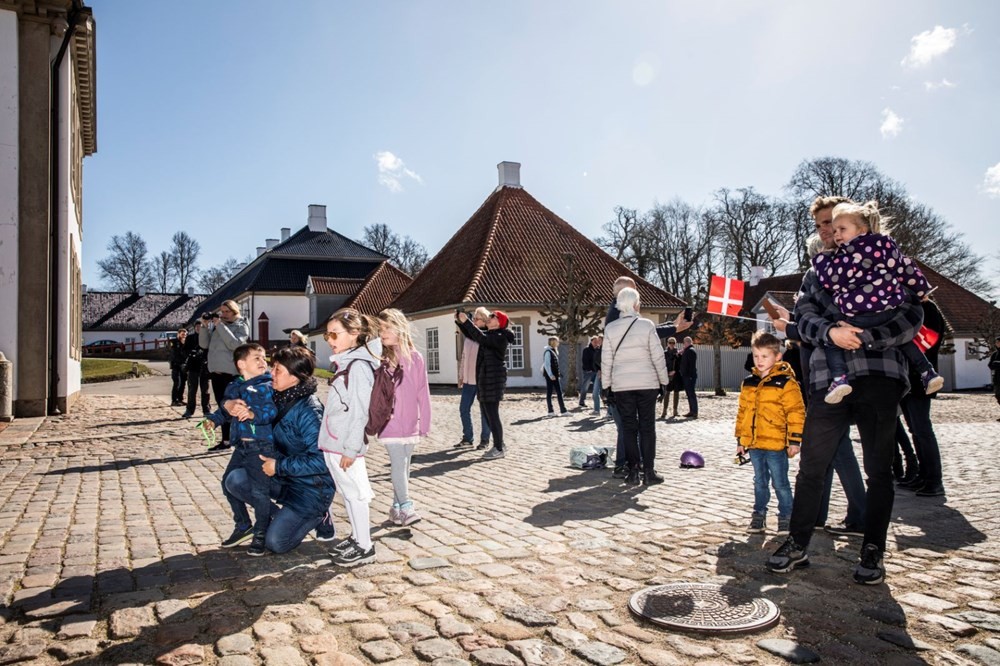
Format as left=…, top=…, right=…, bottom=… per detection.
left=199, top=317, right=250, bottom=375
left=318, top=339, right=383, bottom=460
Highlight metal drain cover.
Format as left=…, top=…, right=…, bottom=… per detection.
left=629, top=583, right=780, bottom=634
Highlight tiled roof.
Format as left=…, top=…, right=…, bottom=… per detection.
left=748, top=290, right=797, bottom=312
left=269, top=226, right=387, bottom=261
left=742, top=261, right=998, bottom=337
left=391, top=186, right=685, bottom=313
left=310, top=277, right=365, bottom=296
left=344, top=262, right=414, bottom=315
left=193, top=258, right=383, bottom=322
left=84, top=292, right=207, bottom=331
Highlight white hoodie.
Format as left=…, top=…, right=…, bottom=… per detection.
left=318, top=340, right=382, bottom=460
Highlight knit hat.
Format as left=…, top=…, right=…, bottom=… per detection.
left=492, top=310, right=509, bottom=329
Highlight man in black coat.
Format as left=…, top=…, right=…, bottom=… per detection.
left=168, top=329, right=189, bottom=406
left=990, top=336, right=1000, bottom=420
left=579, top=337, right=598, bottom=409
left=679, top=336, right=698, bottom=418
left=181, top=321, right=211, bottom=418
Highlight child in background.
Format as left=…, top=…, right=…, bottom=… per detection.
left=377, top=308, right=432, bottom=527
left=735, top=331, right=805, bottom=535
left=812, top=200, right=943, bottom=404
left=318, top=308, right=382, bottom=567
left=203, top=343, right=278, bottom=556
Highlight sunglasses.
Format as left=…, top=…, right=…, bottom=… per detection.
left=323, top=330, right=347, bottom=341
left=488, top=314, right=498, bottom=319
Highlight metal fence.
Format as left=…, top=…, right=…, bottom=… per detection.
left=692, top=344, right=753, bottom=392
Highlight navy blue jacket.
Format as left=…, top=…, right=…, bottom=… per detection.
left=206, top=374, right=277, bottom=446
left=273, top=395, right=334, bottom=519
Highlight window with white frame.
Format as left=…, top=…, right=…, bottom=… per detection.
left=426, top=327, right=440, bottom=373
left=506, top=323, right=524, bottom=370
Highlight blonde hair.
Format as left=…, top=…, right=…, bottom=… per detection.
left=327, top=308, right=379, bottom=352
left=751, top=330, right=782, bottom=355
left=222, top=299, right=241, bottom=317
left=473, top=306, right=491, bottom=321
left=377, top=308, right=416, bottom=364
left=831, top=200, right=891, bottom=235
left=667, top=337, right=677, bottom=345
left=289, top=330, right=308, bottom=345
left=547, top=336, right=560, bottom=347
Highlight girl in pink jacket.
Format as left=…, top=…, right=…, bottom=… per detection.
left=377, top=309, right=433, bottom=526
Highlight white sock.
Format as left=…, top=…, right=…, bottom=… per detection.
left=344, top=498, right=372, bottom=550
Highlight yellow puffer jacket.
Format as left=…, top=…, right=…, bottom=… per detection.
left=734, top=361, right=805, bottom=451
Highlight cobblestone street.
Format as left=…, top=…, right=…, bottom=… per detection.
left=1, top=383, right=999, bottom=665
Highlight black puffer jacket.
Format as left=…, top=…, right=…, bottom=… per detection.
left=458, top=319, right=514, bottom=403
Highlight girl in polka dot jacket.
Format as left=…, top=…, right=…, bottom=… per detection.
left=811, top=200, right=944, bottom=404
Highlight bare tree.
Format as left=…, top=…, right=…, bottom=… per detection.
left=646, top=199, right=716, bottom=304
left=595, top=206, right=656, bottom=280
left=97, top=231, right=153, bottom=292
left=198, top=257, right=247, bottom=294
left=969, top=301, right=1000, bottom=361
left=536, top=253, right=606, bottom=397
left=170, top=231, right=200, bottom=292
left=705, top=187, right=799, bottom=281
left=152, top=251, right=175, bottom=293
left=361, top=223, right=429, bottom=276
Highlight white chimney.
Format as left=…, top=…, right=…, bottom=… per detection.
left=187, top=285, right=194, bottom=296
left=749, top=266, right=765, bottom=287
left=138, top=286, right=146, bottom=296
left=257, top=246, right=266, bottom=257
left=281, top=227, right=291, bottom=242
left=82, top=284, right=87, bottom=294
left=497, top=161, right=522, bottom=189
left=265, top=238, right=279, bottom=250
left=307, top=204, right=327, bottom=232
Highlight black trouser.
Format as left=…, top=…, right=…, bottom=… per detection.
left=615, top=389, right=659, bottom=472
left=186, top=366, right=211, bottom=414
left=789, top=376, right=905, bottom=553
left=171, top=366, right=186, bottom=403
left=545, top=376, right=567, bottom=413
left=210, top=372, right=236, bottom=443
left=900, top=393, right=942, bottom=486
left=480, top=400, right=504, bottom=451
left=994, top=379, right=1000, bottom=407
left=683, top=376, right=698, bottom=415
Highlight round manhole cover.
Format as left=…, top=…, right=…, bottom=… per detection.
left=629, top=583, right=780, bottom=634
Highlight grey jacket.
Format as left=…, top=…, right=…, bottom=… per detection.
left=198, top=317, right=250, bottom=375
left=601, top=314, right=669, bottom=392
left=318, top=340, right=383, bottom=460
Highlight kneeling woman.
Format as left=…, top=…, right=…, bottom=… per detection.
left=226, top=345, right=334, bottom=554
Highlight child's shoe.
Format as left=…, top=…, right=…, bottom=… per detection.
left=247, top=532, right=267, bottom=557
left=777, top=516, right=790, bottom=535
left=398, top=503, right=422, bottom=526
left=921, top=369, right=944, bottom=395
left=747, top=513, right=766, bottom=534
left=824, top=375, right=853, bottom=404
left=389, top=504, right=403, bottom=526
left=315, top=513, right=336, bottom=542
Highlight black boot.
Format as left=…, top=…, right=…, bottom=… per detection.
left=643, top=469, right=664, bottom=485
left=625, top=467, right=641, bottom=486
left=612, top=465, right=628, bottom=479
left=900, top=455, right=919, bottom=484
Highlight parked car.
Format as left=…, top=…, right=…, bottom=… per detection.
left=84, top=339, right=125, bottom=354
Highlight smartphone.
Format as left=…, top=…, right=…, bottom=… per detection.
left=683, top=307, right=693, bottom=322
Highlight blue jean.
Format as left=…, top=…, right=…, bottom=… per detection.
left=578, top=371, right=596, bottom=406
left=225, top=467, right=328, bottom=554
left=592, top=375, right=603, bottom=412
left=749, top=449, right=793, bottom=517
left=459, top=384, right=490, bottom=444
left=609, top=402, right=625, bottom=467
left=817, top=427, right=867, bottom=527
left=222, top=442, right=279, bottom=535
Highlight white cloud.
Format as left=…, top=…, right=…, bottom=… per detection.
left=901, top=26, right=957, bottom=68
left=880, top=108, right=903, bottom=139
left=374, top=151, right=423, bottom=193
left=924, top=78, right=956, bottom=91
left=983, top=162, right=1000, bottom=198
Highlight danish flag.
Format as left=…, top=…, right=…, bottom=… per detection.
left=706, top=275, right=745, bottom=317
left=913, top=325, right=940, bottom=352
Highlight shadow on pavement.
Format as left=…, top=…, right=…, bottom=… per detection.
left=524, top=472, right=649, bottom=527
left=41, top=452, right=230, bottom=476
left=891, top=491, right=987, bottom=553
left=88, top=418, right=181, bottom=428
left=11, top=548, right=340, bottom=665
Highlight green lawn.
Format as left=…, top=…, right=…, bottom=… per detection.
left=313, top=368, right=334, bottom=380
left=81, top=359, right=150, bottom=383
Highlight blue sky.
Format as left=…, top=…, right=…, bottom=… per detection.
left=83, top=1, right=1000, bottom=293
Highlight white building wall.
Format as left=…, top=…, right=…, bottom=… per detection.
left=0, top=9, right=18, bottom=394
left=247, top=294, right=309, bottom=342
left=56, top=48, right=81, bottom=400
left=953, top=338, right=992, bottom=390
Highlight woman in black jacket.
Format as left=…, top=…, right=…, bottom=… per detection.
left=457, top=309, right=515, bottom=460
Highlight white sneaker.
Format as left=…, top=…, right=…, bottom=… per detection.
left=482, top=447, right=505, bottom=460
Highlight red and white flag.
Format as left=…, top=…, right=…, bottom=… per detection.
left=706, top=275, right=745, bottom=317
left=913, top=325, right=940, bottom=352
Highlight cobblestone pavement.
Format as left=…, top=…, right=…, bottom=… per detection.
left=1, top=385, right=999, bottom=665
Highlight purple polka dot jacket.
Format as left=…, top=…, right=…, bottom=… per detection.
left=811, top=232, right=931, bottom=317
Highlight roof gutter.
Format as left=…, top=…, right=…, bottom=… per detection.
left=48, top=2, right=85, bottom=415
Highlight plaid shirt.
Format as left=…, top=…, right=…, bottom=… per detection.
left=790, top=269, right=923, bottom=394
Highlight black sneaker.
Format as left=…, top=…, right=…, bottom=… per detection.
left=221, top=525, right=253, bottom=548
left=767, top=536, right=809, bottom=573
left=475, top=441, right=489, bottom=450
left=247, top=534, right=267, bottom=557
left=624, top=468, right=641, bottom=486
left=611, top=466, right=628, bottom=479
left=315, top=514, right=336, bottom=542
left=747, top=513, right=766, bottom=534
left=642, top=470, right=664, bottom=485
left=915, top=484, right=945, bottom=497
left=330, top=542, right=376, bottom=567
left=329, top=537, right=356, bottom=556
left=825, top=522, right=864, bottom=537
left=207, top=442, right=231, bottom=452
left=454, top=439, right=473, bottom=448
left=853, top=543, right=884, bottom=585
left=181, top=411, right=194, bottom=419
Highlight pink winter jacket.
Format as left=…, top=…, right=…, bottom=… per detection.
left=459, top=337, right=479, bottom=387
left=379, top=350, right=432, bottom=438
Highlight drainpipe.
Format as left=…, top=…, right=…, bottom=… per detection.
left=48, top=3, right=83, bottom=415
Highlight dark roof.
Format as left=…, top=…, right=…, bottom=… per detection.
left=344, top=262, right=413, bottom=315
left=391, top=186, right=685, bottom=313
left=193, top=258, right=383, bottom=320
left=269, top=226, right=387, bottom=260
left=742, top=261, right=998, bottom=337
left=748, top=290, right=797, bottom=312
left=84, top=292, right=207, bottom=331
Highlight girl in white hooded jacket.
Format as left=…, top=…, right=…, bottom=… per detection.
left=318, top=307, right=382, bottom=567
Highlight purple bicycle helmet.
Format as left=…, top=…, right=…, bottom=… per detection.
left=680, top=450, right=705, bottom=469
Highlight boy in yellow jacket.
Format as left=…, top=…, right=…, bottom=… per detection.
left=735, top=331, right=806, bottom=535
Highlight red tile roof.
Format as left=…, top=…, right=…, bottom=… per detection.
left=344, top=262, right=414, bottom=315
left=310, top=277, right=365, bottom=296
left=391, top=186, right=685, bottom=313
